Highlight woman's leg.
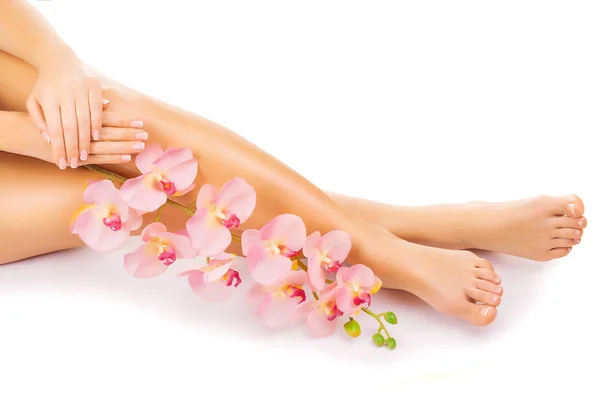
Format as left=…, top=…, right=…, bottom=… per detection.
left=0, top=50, right=510, bottom=326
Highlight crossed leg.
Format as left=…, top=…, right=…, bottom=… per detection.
left=0, top=50, right=586, bottom=326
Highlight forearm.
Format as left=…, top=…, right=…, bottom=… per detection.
left=0, top=110, right=47, bottom=159
left=0, top=0, right=74, bottom=68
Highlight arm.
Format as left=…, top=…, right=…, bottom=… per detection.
left=0, top=0, right=74, bottom=68
left=0, top=0, right=104, bottom=169
left=0, top=110, right=149, bottom=165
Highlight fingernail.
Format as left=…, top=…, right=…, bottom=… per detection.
left=121, top=155, right=131, bottom=161
left=70, top=157, right=78, bottom=169
left=482, top=306, right=492, bottom=318
left=135, top=131, right=148, bottom=140
left=494, top=276, right=501, bottom=284
left=58, top=157, right=67, bottom=170
left=92, top=130, right=100, bottom=140
left=130, top=120, right=144, bottom=128
left=133, top=142, right=145, bottom=150
left=101, top=99, right=110, bottom=105
left=569, top=203, right=576, bottom=216
left=41, top=131, right=51, bottom=144
left=80, top=149, right=88, bottom=161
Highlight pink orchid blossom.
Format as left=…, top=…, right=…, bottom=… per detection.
left=298, top=284, right=344, bottom=338
left=123, top=222, right=196, bottom=278
left=246, top=270, right=308, bottom=328
left=186, top=178, right=256, bottom=257
left=70, top=180, right=143, bottom=252
left=120, top=144, right=198, bottom=212
left=335, top=264, right=383, bottom=315
left=241, top=214, right=306, bottom=286
left=179, top=254, right=242, bottom=302
left=303, top=230, right=351, bottom=291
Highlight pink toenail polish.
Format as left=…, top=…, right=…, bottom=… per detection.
left=569, top=203, right=576, bottom=216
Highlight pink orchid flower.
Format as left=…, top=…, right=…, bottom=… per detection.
left=186, top=178, right=256, bottom=257
left=179, top=254, right=242, bottom=302
left=246, top=270, right=308, bottom=328
left=70, top=180, right=142, bottom=252
left=335, top=264, right=383, bottom=315
left=303, top=230, right=351, bottom=291
left=298, top=283, right=344, bottom=338
left=120, top=144, right=198, bottom=212
left=241, top=214, right=306, bottom=286
left=123, top=222, right=196, bottom=278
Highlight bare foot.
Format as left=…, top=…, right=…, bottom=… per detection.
left=467, top=194, right=587, bottom=261
left=366, top=233, right=503, bottom=327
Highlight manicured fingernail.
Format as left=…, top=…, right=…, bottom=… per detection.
left=135, top=131, right=148, bottom=140
left=58, top=157, right=67, bottom=170
left=70, top=157, right=78, bottom=169
left=41, top=131, right=51, bottom=144
left=80, top=149, right=88, bottom=161
left=130, top=120, right=144, bottom=128
left=494, top=276, right=501, bottom=283
left=133, top=142, right=145, bottom=150
left=92, top=130, right=100, bottom=140
left=569, top=203, right=576, bottom=216
left=121, top=155, right=131, bottom=161
left=101, top=99, right=110, bottom=105
left=482, top=306, right=492, bottom=317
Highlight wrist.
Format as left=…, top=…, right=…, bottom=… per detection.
left=31, top=40, right=77, bottom=70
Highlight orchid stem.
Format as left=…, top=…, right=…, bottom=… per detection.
left=361, top=307, right=390, bottom=339
left=84, top=164, right=243, bottom=242
left=155, top=206, right=164, bottom=222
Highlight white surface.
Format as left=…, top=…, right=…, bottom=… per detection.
left=1, top=0, right=599, bottom=398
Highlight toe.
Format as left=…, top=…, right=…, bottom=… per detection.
left=547, top=247, right=572, bottom=260
left=461, top=304, right=497, bottom=326
left=475, top=268, right=502, bottom=284
left=556, top=194, right=584, bottom=217
left=579, top=216, right=588, bottom=229
left=553, top=228, right=583, bottom=240
left=554, top=216, right=583, bottom=229
left=475, top=279, right=503, bottom=295
left=466, top=288, right=502, bottom=306
left=552, top=238, right=580, bottom=248
left=474, top=258, right=494, bottom=270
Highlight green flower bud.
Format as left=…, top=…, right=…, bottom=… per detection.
left=385, top=337, right=397, bottom=349
left=372, top=333, right=385, bottom=347
left=384, top=311, right=398, bottom=325
left=344, top=319, right=361, bottom=338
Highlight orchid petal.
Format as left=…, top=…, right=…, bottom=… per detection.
left=185, top=270, right=234, bottom=303
left=196, top=184, right=218, bottom=208
left=307, top=253, right=327, bottom=291
left=302, top=231, right=321, bottom=258
left=186, top=208, right=232, bottom=257
left=120, top=174, right=167, bottom=213
left=214, top=178, right=257, bottom=224
left=307, top=309, right=338, bottom=338
left=241, top=229, right=262, bottom=256
left=141, top=222, right=168, bottom=242
left=247, top=246, right=291, bottom=285
left=71, top=207, right=129, bottom=252
left=135, top=143, right=164, bottom=174
left=260, top=214, right=306, bottom=251
left=320, top=230, right=352, bottom=262
left=124, top=244, right=168, bottom=278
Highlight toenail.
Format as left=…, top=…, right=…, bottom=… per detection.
left=494, top=276, right=501, bottom=283
left=576, top=230, right=580, bottom=236
left=492, top=296, right=499, bottom=303
left=574, top=239, right=580, bottom=243
left=567, top=247, right=572, bottom=252
left=569, top=203, right=576, bottom=216
left=496, top=287, right=502, bottom=294
left=578, top=220, right=584, bottom=227
left=482, top=307, right=492, bottom=317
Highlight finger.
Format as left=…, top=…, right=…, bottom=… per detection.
left=60, top=101, right=80, bottom=168
left=26, top=96, right=49, bottom=143
left=89, top=84, right=104, bottom=141
left=99, top=127, right=148, bottom=141
left=90, top=140, right=145, bottom=155
left=102, top=112, right=144, bottom=128
left=76, top=91, right=91, bottom=161
left=80, top=154, right=132, bottom=165
left=101, top=98, right=111, bottom=111
left=43, top=103, right=67, bottom=169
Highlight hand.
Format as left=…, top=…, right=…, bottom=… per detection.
left=37, top=111, right=148, bottom=166
left=26, top=52, right=104, bottom=169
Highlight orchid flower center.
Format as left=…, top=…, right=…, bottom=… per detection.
left=266, top=240, right=298, bottom=258
left=223, top=269, right=242, bottom=287
left=318, top=250, right=341, bottom=273
left=322, top=300, right=343, bottom=322
left=283, top=284, right=306, bottom=303
left=156, top=242, right=177, bottom=266
left=102, top=209, right=122, bottom=231
left=153, top=172, right=178, bottom=196
left=207, top=204, right=240, bottom=229
left=352, top=287, right=371, bottom=308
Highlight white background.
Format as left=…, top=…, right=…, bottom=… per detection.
left=1, top=0, right=599, bottom=398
